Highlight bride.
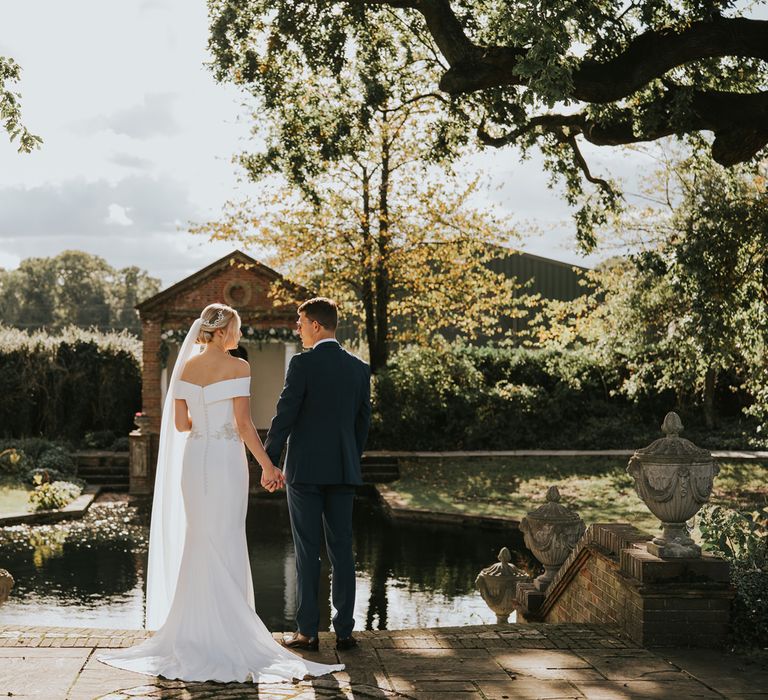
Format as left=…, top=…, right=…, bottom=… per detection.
left=98, top=303, right=344, bottom=683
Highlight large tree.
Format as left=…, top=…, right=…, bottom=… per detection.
left=534, top=152, right=768, bottom=429
left=0, top=251, right=160, bottom=332
left=202, top=13, right=526, bottom=371
left=1, top=56, right=41, bottom=153
left=209, top=0, right=768, bottom=247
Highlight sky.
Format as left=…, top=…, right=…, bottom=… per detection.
left=0, top=0, right=655, bottom=288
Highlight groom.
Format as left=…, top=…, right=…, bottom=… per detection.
left=265, top=297, right=371, bottom=652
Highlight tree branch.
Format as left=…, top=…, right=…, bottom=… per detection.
left=479, top=87, right=768, bottom=166
left=562, top=134, right=615, bottom=196
left=364, top=2, right=768, bottom=107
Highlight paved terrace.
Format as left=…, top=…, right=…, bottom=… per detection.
left=1, top=624, right=766, bottom=699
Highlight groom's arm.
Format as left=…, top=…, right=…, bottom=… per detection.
left=265, top=354, right=306, bottom=467
left=354, top=364, right=372, bottom=457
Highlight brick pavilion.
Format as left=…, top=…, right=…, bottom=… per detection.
left=128, top=249, right=309, bottom=494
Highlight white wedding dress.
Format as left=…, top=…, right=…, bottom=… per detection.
left=98, top=375, right=344, bottom=683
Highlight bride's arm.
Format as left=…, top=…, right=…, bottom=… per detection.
left=174, top=399, right=192, bottom=432
left=233, top=397, right=281, bottom=480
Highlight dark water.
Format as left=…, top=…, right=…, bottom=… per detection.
left=0, top=496, right=534, bottom=631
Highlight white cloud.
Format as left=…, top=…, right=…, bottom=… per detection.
left=75, top=93, right=180, bottom=140
left=0, top=175, right=195, bottom=239
left=109, top=153, right=155, bottom=171
left=105, top=203, right=134, bottom=227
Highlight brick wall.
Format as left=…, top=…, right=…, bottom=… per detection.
left=545, top=547, right=622, bottom=625
left=529, top=523, right=735, bottom=648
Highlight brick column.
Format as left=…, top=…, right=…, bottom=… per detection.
left=141, top=315, right=163, bottom=433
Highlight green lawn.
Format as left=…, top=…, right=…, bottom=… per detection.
left=0, top=482, right=32, bottom=516
left=388, top=456, right=768, bottom=535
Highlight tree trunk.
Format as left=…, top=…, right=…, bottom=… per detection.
left=370, top=116, right=391, bottom=373
left=359, top=168, right=378, bottom=371
left=703, top=366, right=718, bottom=430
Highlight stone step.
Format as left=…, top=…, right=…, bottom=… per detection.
left=78, top=474, right=129, bottom=483
left=77, top=465, right=129, bottom=474
left=91, top=483, right=129, bottom=492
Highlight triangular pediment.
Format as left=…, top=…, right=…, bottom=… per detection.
left=136, top=250, right=310, bottom=315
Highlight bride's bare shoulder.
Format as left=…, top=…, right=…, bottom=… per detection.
left=179, top=355, right=202, bottom=380
left=229, top=356, right=251, bottom=378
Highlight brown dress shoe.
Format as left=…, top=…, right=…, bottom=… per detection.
left=336, top=635, right=358, bottom=651
left=282, top=633, right=319, bottom=651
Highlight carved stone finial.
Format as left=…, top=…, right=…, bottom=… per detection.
left=520, top=486, right=586, bottom=592
left=546, top=486, right=561, bottom=503
left=0, top=569, right=14, bottom=605
left=628, top=411, right=718, bottom=559
left=662, top=411, right=684, bottom=437
left=476, top=547, right=528, bottom=623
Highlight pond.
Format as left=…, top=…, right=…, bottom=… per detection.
left=0, top=495, right=535, bottom=632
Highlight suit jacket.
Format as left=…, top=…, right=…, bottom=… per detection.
left=264, top=341, right=371, bottom=485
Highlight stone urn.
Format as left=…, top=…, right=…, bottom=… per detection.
left=475, top=547, right=529, bottom=623
left=627, top=411, right=718, bottom=559
left=0, top=569, right=14, bottom=605
left=520, top=486, right=586, bottom=592
left=134, top=412, right=152, bottom=434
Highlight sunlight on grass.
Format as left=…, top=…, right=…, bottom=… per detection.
left=392, top=457, right=768, bottom=534
left=0, top=483, right=32, bottom=516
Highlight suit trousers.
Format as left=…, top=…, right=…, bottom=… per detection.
left=286, top=482, right=356, bottom=638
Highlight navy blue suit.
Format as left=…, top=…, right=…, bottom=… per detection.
left=265, top=340, right=371, bottom=637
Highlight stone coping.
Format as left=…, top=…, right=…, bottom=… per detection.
left=365, top=449, right=768, bottom=459
left=2, top=623, right=767, bottom=699
left=0, top=485, right=100, bottom=527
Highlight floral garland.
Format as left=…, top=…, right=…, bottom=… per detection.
left=158, top=326, right=297, bottom=368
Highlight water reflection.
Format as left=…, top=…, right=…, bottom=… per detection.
left=0, top=497, right=534, bottom=631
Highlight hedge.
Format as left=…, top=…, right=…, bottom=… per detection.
left=0, top=325, right=141, bottom=441
left=368, top=341, right=756, bottom=450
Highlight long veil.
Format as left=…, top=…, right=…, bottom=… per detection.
left=145, top=318, right=203, bottom=630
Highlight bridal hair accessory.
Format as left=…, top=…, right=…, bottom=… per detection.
left=201, top=308, right=228, bottom=328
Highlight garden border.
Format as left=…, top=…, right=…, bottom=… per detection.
left=0, top=485, right=101, bottom=527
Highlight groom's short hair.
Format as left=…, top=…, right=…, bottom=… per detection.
left=298, top=297, right=338, bottom=330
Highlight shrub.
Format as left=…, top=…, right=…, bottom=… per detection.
left=0, top=439, right=79, bottom=483
left=83, top=430, right=116, bottom=450
left=28, top=475, right=82, bottom=512
left=0, top=447, right=30, bottom=478
left=370, top=341, right=666, bottom=450
left=26, top=467, right=85, bottom=489
left=26, top=466, right=66, bottom=484
left=37, top=446, right=76, bottom=474
left=0, top=437, right=65, bottom=462
left=110, top=436, right=130, bottom=452
left=699, top=505, right=768, bottom=649
left=0, top=324, right=141, bottom=441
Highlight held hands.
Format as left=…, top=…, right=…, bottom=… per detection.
left=261, top=464, right=285, bottom=493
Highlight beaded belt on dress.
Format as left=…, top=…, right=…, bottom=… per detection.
left=188, top=424, right=241, bottom=441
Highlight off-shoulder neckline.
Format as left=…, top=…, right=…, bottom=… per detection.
left=177, top=377, right=249, bottom=389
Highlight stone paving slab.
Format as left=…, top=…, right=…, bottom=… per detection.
left=659, top=648, right=768, bottom=698
left=0, top=623, right=766, bottom=699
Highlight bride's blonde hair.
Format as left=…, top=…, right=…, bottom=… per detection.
left=197, top=303, right=239, bottom=345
